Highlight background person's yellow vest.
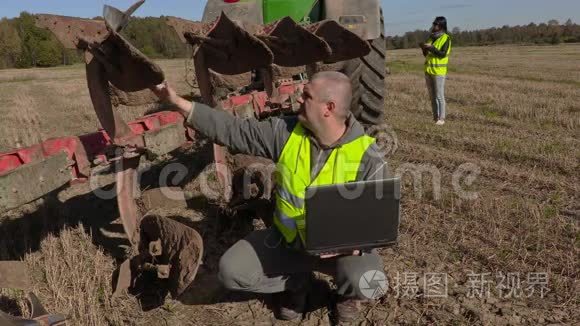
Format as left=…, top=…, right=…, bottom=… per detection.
left=273, top=123, right=375, bottom=245
left=425, top=33, right=452, bottom=76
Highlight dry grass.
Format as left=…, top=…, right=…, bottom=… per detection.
left=382, top=43, right=579, bottom=324
left=0, top=44, right=579, bottom=325
left=390, top=44, right=580, bottom=129
left=0, top=225, right=146, bottom=325
left=24, top=225, right=144, bottom=325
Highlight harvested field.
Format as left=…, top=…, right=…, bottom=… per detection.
left=0, top=44, right=579, bottom=325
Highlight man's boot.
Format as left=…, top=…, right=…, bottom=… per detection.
left=335, top=297, right=362, bottom=323
left=276, top=288, right=308, bottom=321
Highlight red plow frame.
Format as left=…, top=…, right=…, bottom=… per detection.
left=0, top=82, right=303, bottom=213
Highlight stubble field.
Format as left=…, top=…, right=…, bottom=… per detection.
left=0, top=44, right=578, bottom=325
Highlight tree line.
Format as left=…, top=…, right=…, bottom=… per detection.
left=1, top=12, right=579, bottom=69
left=387, top=19, right=580, bottom=49
left=0, top=12, right=187, bottom=69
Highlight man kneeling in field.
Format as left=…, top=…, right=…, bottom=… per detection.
left=152, top=71, right=388, bottom=322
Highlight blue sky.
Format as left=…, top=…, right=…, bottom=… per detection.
left=1, top=0, right=579, bottom=36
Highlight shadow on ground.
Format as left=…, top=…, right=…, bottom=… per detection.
left=0, top=143, right=213, bottom=260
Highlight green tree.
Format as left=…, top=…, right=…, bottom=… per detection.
left=36, top=39, right=61, bottom=66
left=14, top=11, right=62, bottom=67
left=0, top=18, right=22, bottom=69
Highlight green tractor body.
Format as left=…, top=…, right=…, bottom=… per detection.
left=262, top=0, right=317, bottom=23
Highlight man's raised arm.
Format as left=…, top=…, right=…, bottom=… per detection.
left=151, top=82, right=286, bottom=161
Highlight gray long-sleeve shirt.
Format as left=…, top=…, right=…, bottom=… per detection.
left=186, top=102, right=389, bottom=182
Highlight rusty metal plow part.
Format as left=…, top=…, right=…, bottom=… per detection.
left=166, top=12, right=370, bottom=107
left=164, top=13, right=371, bottom=200
left=0, top=262, right=67, bottom=325
left=170, top=13, right=370, bottom=71
left=116, top=183, right=189, bottom=249
left=36, top=2, right=162, bottom=273
left=113, top=214, right=204, bottom=299
left=82, top=27, right=164, bottom=143
left=0, top=294, right=67, bottom=326
left=35, top=1, right=164, bottom=144
left=103, top=0, right=145, bottom=32
left=308, top=20, right=371, bottom=63
left=187, top=12, right=274, bottom=76
left=85, top=53, right=133, bottom=141
left=168, top=13, right=370, bottom=74
left=115, top=157, right=142, bottom=246
left=177, top=12, right=273, bottom=198
left=34, top=2, right=204, bottom=303
left=256, top=17, right=331, bottom=67
left=184, top=12, right=273, bottom=106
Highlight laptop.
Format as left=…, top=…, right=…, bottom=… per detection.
left=304, top=178, right=401, bottom=255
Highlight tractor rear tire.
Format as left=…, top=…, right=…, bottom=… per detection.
left=342, top=9, right=386, bottom=126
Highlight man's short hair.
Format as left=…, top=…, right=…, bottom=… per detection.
left=311, top=71, right=352, bottom=120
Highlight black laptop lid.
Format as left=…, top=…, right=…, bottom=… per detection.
left=304, top=178, right=400, bottom=253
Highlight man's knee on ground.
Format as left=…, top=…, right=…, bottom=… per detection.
left=217, top=245, right=261, bottom=291
left=335, top=252, right=384, bottom=300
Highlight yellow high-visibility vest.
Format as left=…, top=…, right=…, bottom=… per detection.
left=273, top=123, right=375, bottom=245
left=425, top=33, right=452, bottom=76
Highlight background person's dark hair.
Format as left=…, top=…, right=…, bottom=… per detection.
left=433, top=16, right=448, bottom=33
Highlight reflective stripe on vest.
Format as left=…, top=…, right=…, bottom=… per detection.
left=273, top=123, right=375, bottom=245
left=425, top=33, right=452, bottom=76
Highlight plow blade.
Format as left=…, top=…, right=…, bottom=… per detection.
left=139, top=214, right=204, bottom=298
left=85, top=56, right=133, bottom=141
left=256, top=16, right=331, bottom=67
left=89, top=30, right=165, bottom=93
left=115, top=157, right=141, bottom=246
left=308, top=20, right=371, bottom=63
left=103, top=0, right=145, bottom=32
left=167, top=13, right=370, bottom=74
left=114, top=214, right=204, bottom=300
left=35, top=1, right=164, bottom=144
left=187, top=12, right=273, bottom=75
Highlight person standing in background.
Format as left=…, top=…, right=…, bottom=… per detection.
left=420, top=17, right=452, bottom=125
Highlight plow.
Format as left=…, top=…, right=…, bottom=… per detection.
left=0, top=0, right=386, bottom=322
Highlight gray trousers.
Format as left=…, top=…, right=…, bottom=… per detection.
left=218, top=228, right=383, bottom=300
left=425, top=73, right=447, bottom=121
